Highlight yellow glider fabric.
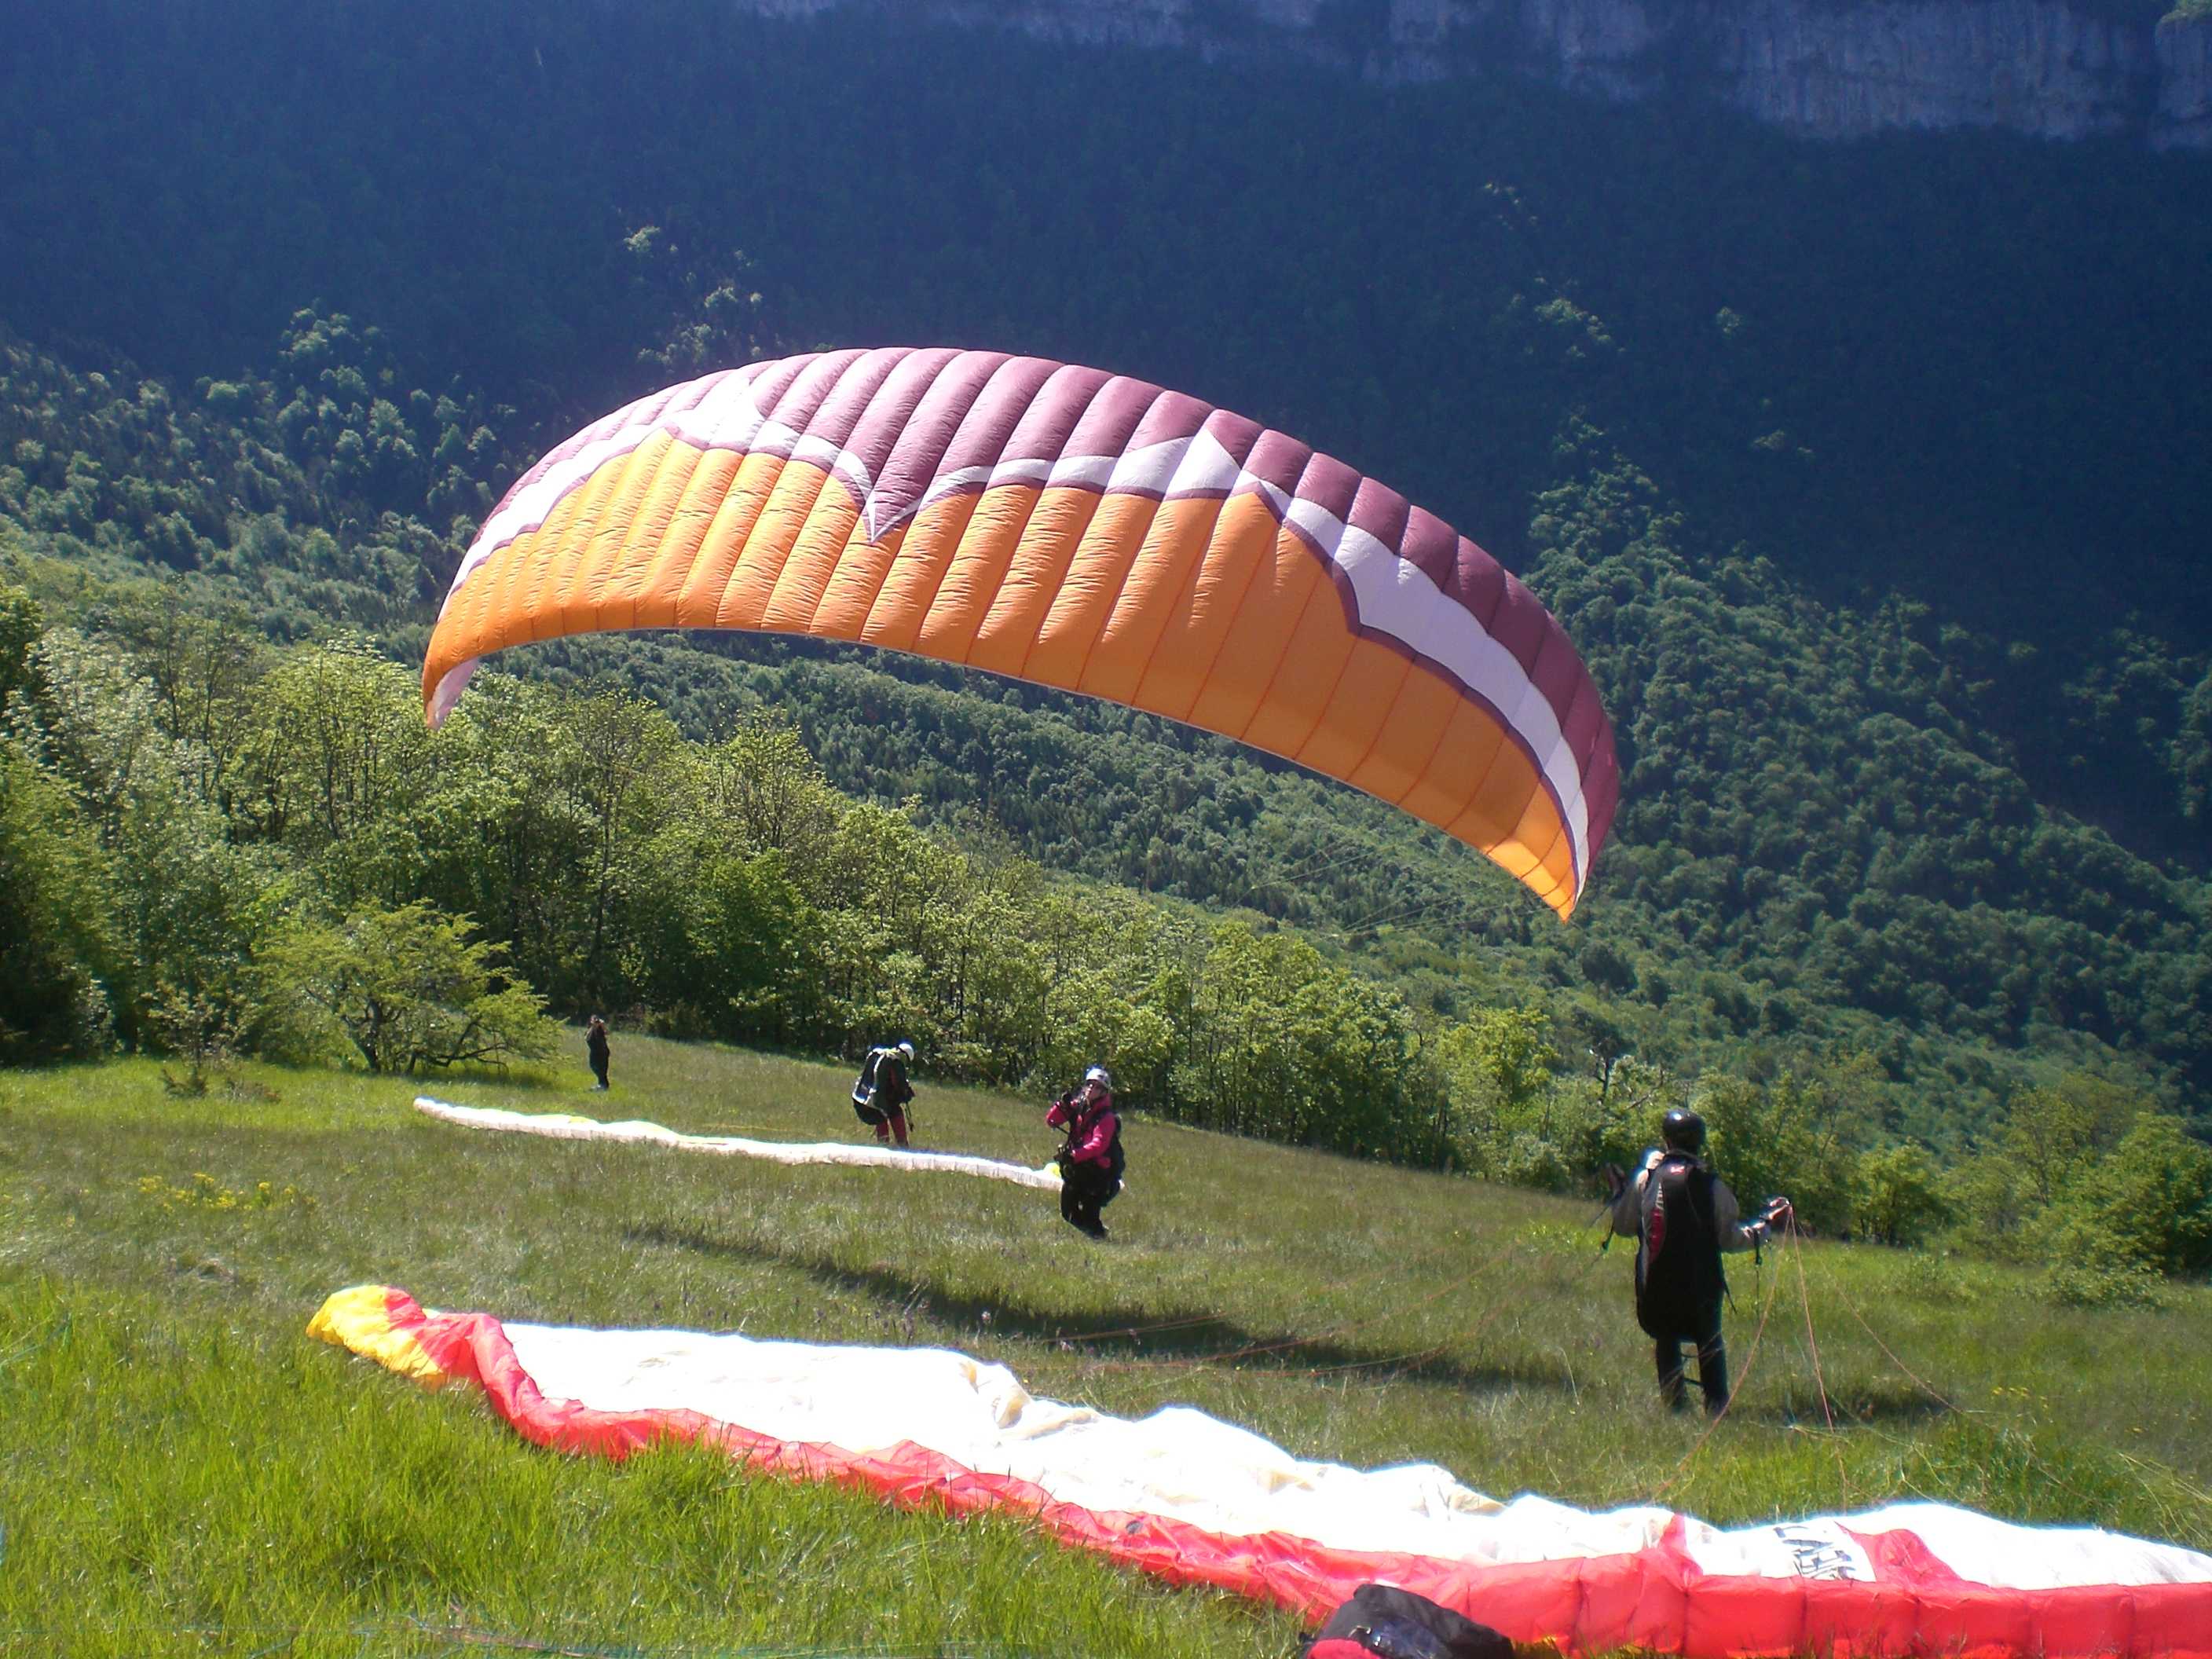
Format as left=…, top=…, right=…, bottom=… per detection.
left=423, top=350, right=1620, bottom=916
left=306, top=1284, right=451, bottom=1388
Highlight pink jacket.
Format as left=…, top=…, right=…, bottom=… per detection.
left=1047, top=1093, right=1119, bottom=1166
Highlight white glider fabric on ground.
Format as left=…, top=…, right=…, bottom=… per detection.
left=310, top=1287, right=2212, bottom=1659
left=412, top=1097, right=1062, bottom=1190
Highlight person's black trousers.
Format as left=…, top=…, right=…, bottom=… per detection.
left=1654, top=1302, right=1729, bottom=1414
left=1060, top=1163, right=1118, bottom=1237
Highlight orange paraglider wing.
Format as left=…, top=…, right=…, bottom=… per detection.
left=424, top=349, right=1620, bottom=916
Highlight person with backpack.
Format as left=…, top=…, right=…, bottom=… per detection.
left=851, top=1040, right=917, bottom=1148
left=1046, top=1064, right=1123, bottom=1240
left=1607, top=1108, right=1790, bottom=1415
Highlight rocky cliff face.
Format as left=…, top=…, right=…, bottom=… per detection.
left=748, top=0, right=2212, bottom=148
left=2159, top=11, right=2212, bottom=146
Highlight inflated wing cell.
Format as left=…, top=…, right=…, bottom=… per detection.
left=423, top=349, right=1620, bottom=917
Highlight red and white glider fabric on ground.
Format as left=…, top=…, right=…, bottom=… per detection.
left=412, top=1097, right=1061, bottom=1190
left=310, top=1287, right=2212, bottom=1658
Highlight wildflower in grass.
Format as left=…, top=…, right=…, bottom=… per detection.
left=137, top=1172, right=315, bottom=1213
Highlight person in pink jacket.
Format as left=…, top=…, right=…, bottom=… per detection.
left=1046, top=1065, right=1124, bottom=1240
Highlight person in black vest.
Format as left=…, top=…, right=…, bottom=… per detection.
left=585, top=1015, right=610, bottom=1091
left=1607, top=1108, right=1790, bottom=1415
left=1046, top=1065, right=1123, bottom=1240
left=851, top=1040, right=917, bottom=1148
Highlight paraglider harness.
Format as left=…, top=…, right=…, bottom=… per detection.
left=851, top=1046, right=911, bottom=1129
left=1601, top=1149, right=1742, bottom=1341
left=1301, top=1584, right=1511, bottom=1659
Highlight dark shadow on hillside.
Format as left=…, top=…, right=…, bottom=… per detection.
left=623, top=1219, right=1579, bottom=1398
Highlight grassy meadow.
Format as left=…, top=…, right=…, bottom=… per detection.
left=4, top=1035, right=2209, bottom=1657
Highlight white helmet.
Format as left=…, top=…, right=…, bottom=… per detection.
left=897, top=1041, right=915, bottom=1062
left=1083, top=1064, right=1112, bottom=1091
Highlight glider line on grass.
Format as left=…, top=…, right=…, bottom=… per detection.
left=412, top=1097, right=1062, bottom=1190
left=311, top=1287, right=2212, bottom=1659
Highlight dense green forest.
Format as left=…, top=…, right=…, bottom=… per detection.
left=1, top=5, right=2207, bottom=1274
left=8, top=580, right=2210, bottom=1300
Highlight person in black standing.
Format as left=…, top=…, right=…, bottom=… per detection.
left=585, top=1015, right=611, bottom=1092
left=1607, top=1108, right=1789, bottom=1415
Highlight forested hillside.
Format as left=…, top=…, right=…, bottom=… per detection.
left=2, top=7, right=2207, bottom=1148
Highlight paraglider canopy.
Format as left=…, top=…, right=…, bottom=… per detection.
left=423, top=349, right=1620, bottom=917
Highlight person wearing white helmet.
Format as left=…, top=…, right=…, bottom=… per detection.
left=1046, top=1064, right=1123, bottom=1239
left=851, top=1039, right=918, bottom=1148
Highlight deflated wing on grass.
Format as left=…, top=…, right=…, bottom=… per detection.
left=310, top=1286, right=2212, bottom=1659
left=414, top=1097, right=1064, bottom=1188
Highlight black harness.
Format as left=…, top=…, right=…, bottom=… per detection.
left=1634, top=1151, right=1727, bottom=1340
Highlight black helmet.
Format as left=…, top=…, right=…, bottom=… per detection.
left=1661, top=1108, right=1707, bottom=1153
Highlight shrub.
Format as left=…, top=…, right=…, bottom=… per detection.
left=2041, top=1212, right=2178, bottom=1311
left=1852, top=1142, right=1950, bottom=1247
left=1893, top=1249, right=1973, bottom=1305
left=2043, top=1256, right=2177, bottom=1312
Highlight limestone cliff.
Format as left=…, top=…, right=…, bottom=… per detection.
left=742, top=0, right=2212, bottom=148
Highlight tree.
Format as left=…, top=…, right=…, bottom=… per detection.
left=419, top=675, right=595, bottom=1008
left=1559, top=997, right=1635, bottom=1101
left=564, top=689, right=690, bottom=1003
left=1698, top=1072, right=1853, bottom=1236
left=2177, top=668, right=2212, bottom=826
left=258, top=903, right=558, bottom=1073
left=8, top=624, right=276, bottom=1047
left=106, top=584, right=269, bottom=811
left=2001, top=1075, right=2144, bottom=1204
left=0, top=749, right=117, bottom=1061
left=0, top=584, right=43, bottom=722
left=704, top=712, right=840, bottom=872
left=625, top=844, right=815, bottom=1042
left=2056, top=1115, right=2212, bottom=1278
left=1036, top=967, right=1175, bottom=1108
left=1441, top=1006, right=1558, bottom=1130
left=235, top=634, right=441, bottom=906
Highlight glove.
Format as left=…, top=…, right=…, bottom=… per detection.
left=1763, top=1196, right=1793, bottom=1229
left=1600, top=1162, right=1627, bottom=1200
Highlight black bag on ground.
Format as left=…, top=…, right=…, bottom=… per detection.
left=1299, top=1584, right=1511, bottom=1659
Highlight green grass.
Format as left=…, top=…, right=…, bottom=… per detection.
left=4, top=1038, right=2210, bottom=1656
